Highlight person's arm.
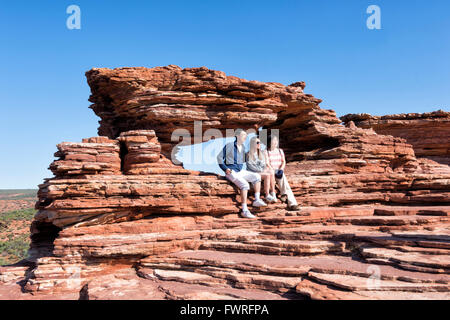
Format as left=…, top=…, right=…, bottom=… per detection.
left=246, top=153, right=260, bottom=172
left=280, top=148, right=286, bottom=171
left=217, top=144, right=232, bottom=174
left=264, top=150, right=274, bottom=171
left=245, top=152, right=253, bottom=171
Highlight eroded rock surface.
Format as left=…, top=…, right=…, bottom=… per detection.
left=341, top=110, right=450, bottom=166
left=1, top=66, right=449, bottom=300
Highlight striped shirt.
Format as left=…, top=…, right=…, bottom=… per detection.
left=267, top=148, right=284, bottom=170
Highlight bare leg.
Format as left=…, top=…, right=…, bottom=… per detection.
left=264, top=176, right=270, bottom=196
left=241, top=189, right=248, bottom=208
left=270, top=174, right=276, bottom=194
left=260, top=173, right=270, bottom=196
left=254, top=181, right=261, bottom=194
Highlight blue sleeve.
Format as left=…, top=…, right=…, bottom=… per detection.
left=217, top=145, right=230, bottom=172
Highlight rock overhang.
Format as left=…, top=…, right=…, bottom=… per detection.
left=1, top=65, right=449, bottom=300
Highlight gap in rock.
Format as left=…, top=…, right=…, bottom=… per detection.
left=29, top=221, right=61, bottom=256
left=119, top=139, right=128, bottom=173
left=175, top=131, right=264, bottom=175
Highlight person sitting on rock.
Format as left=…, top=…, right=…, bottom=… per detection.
left=217, top=129, right=267, bottom=219
left=246, top=136, right=277, bottom=203
left=266, top=134, right=299, bottom=211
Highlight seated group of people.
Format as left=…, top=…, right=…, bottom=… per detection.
left=217, top=129, right=299, bottom=219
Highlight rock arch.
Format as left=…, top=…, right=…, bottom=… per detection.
left=32, top=65, right=450, bottom=233
left=86, top=65, right=337, bottom=159
left=2, top=65, right=449, bottom=299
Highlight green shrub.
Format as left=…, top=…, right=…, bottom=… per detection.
left=0, top=208, right=36, bottom=224
left=0, top=189, right=37, bottom=200
left=0, top=208, right=35, bottom=265
left=0, top=234, right=30, bottom=265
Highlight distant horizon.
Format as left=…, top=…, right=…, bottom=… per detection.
left=0, top=188, right=38, bottom=191
left=1, top=1, right=449, bottom=189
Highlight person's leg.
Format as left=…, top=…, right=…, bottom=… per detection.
left=270, top=174, right=276, bottom=194
left=241, top=189, right=248, bottom=208
left=260, top=173, right=270, bottom=196
left=259, top=172, right=275, bottom=202
left=226, top=170, right=251, bottom=211
left=240, top=170, right=260, bottom=195
left=268, top=170, right=276, bottom=198
left=241, top=170, right=267, bottom=207
left=277, top=175, right=298, bottom=207
left=254, top=180, right=261, bottom=195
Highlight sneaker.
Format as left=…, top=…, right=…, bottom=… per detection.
left=241, top=209, right=256, bottom=219
left=252, top=199, right=267, bottom=207
left=270, top=193, right=278, bottom=203
left=287, top=205, right=299, bottom=211
left=265, top=194, right=276, bottom=203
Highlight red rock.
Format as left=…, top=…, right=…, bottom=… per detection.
left=49, top=140, right=121, bottom=177
left=1, top=65, right=449, bottom=300
left=341, top=110, right=450, bottom=166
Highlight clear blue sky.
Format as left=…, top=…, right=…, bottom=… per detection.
left=0, top=0, right=449, bottom=188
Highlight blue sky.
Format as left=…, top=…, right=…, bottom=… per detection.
left=0, top=0, right=449, bottom=188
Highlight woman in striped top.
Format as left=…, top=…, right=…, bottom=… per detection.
left=266, top=135, right=299, bottom=211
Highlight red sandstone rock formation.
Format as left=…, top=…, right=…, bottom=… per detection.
left=341, top=110, right=450, bottom=166
left=49, top=137, right=121, bottom=177
left=1, top=66, right=449, bottom=300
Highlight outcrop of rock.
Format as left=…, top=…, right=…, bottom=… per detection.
left=1, top=66, right=449, bottom=300
left=49, top=137, right=121, bottom=177
left=35, top=130, right=239, bottom=230
left=341, top=110, right=450, bottom=166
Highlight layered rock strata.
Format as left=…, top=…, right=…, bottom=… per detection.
left=341, top=110, right=450, bottom=166
left=0, top=66, right=449, bottom=300
left=2, top=207, right=449, bottom=300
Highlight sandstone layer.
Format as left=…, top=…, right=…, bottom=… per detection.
left=1, top=66, right=449, bottom=300
left=341, top=110, right=450, bottom=166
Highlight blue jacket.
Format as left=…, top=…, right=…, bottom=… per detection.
left=217, top=140, right=245, bottom=173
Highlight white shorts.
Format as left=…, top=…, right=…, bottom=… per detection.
left=225, top=169, right=261, bottom=191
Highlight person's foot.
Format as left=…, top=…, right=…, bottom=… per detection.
left=241, top=209, right=256, bottom=219
left=265, top=194, right=276, bottom=203
left=252, top=199, right=267, bottom=207
left=270, top=193, right=278, bottom=203
left=287, top=205, right=299, bottom=211
left=280, top=194, right=288, bottom=203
